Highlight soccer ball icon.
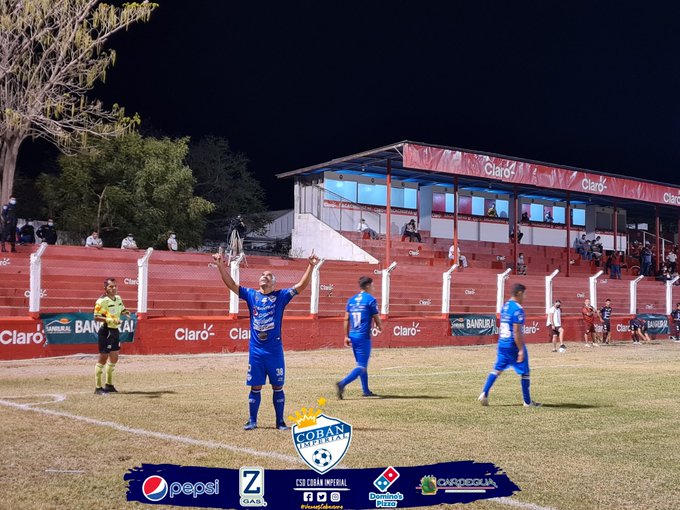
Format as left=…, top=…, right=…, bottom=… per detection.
left=313, top=448, right=332, bottom=467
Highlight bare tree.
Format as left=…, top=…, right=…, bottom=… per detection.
left=0, top=0, right=158, bottom=204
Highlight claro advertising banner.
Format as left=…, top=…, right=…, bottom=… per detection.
left=403, top=143, right=680, bottom=208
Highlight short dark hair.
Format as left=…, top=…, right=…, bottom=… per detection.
left=358, top=276, right=373, bottom=289
left=511, top=283, right=526, bottom=296
left=104, top=277, right=116, bottom=289
left=606, top=298, right=611, bottom=302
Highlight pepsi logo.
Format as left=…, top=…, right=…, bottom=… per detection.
left=143, top=475, right=168, bottom=501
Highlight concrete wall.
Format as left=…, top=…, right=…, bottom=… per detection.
left=291, top=213, right=379, bottom=263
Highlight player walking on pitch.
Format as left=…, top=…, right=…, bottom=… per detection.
left=479, top=283, right=541, bottom=407
left=336, top=276, right=383, bottom=399
left=93, top=278, right=131, bottom=394
left=547, top=299, right=565, bottom=352
left=213, top=250, right=319, bottom=430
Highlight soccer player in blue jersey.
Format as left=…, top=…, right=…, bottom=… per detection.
left=478, top=283, right=541, bottom=407
left=213, top=250, right=319, bottom=430
left=336, top=276, right=383, bottom=399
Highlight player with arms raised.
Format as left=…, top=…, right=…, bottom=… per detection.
left=479, top=283, right=541, bottom=407
left=336, top=276, right=383, bottom=399
left=213, top=250, right=319, bottom=430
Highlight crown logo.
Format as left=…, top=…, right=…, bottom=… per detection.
left=288, top=397, right=326, bottom=429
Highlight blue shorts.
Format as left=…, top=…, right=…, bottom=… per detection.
left=350, top=336, right=371, bottom=368
left=494, top=344, right=530, bottom=376
left=247, top=351, right=285, bottom=387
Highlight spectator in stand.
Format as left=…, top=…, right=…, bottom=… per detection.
left=582, top=240, right=593, bottom=261
left=656, top=267, right=672, bottom=283
left=573, top=234, right=586, bottom=258
left=19, top=220, right=36, bottom=245
left=448, top=244, right=468, bottom=268
left=404, top=219, right=422, bottom=242
left=357, top=218, right=377, bottom=240
left=670, top=302, right=680, bottom=341
left=591, top=236, right=603, bottom=264
left=610, top=251, right=622, bottom=279
left=487, top=204, right=498, bottom=217
left=641, top=243, right=653, bottom=276
left=520, top=211, right=530, bottom=223
left=509, top=224, right=523, bottom=244
left=121, top=233, right=138, bottom=250
left=667, top=249, right=677, bottom=274
left=36, top=218, right=58, bottom=245
left=517, top=252, right=527, bottom=275
left=544, top=211, right=553, bottom=223
left=85, top=231, right=104, bottom=249
left=167, top=231, right=178, bottom=251
left=1, top=196, right=18, bottom=252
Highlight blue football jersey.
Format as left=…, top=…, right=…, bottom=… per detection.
left=239, top=286, right=297, bottom=353
left=498, top=299, right=525, bottom=347
left=346, top=291, right=379, bottom=338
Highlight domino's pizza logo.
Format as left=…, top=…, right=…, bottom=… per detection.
left=373, top=466, right=400, bottom=492
left=142, top=475, right=168, bottom=501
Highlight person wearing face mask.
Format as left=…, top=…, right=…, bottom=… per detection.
left=36, top=218, right=58, bottom=245
left=121, top=233, right=138, bottom=250
left=1, top=196, right=18, bottom=252
left=167, top=231, right=178, bottom=251
left=547, top=299, right=565, bottom=352
left=19, top=220, right=36, bottom=245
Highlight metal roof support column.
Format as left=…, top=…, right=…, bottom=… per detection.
left=453, top=176, right=459, bottom=270
left=513, top=186, right=518, bottom=275
left=385, top=159, right=392, bottom=268
left=613, top=204, right=618, bottom=253
left=566, top=192, right=571, bottom=278
left=655, top=206, right=661, bottom=274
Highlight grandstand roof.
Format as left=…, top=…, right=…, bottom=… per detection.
left=277, top=140, right=680, bottom=216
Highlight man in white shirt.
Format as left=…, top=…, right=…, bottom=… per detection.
left=357, top=218, right=377, bottom=240
left=448, top=244, right=468, bottom=268
left=667, top=250, right=677, bottom=274
left=167, top=232, right=178, bottom=251
left=85, top=231, right=104, bottom=249
left=547, top=300, right=565, bottom=352
left=121, top=233, right=138, bottom=250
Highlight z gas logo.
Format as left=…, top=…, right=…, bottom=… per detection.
left=175, top=323, right=215, bottom=341
left=581, top=176, right=608, bottom=193
left=239, top=467, right=267, bottom=507
left=484, top=158, right=516, bottom=180
left=142, top=475, right=219, bottom=501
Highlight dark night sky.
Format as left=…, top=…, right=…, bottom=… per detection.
left=27, top=2, right=680, bottom=211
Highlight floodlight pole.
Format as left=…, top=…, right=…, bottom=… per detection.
left=545, top=269, right=560, bottom=314
left=496, top=268, right=512, bottom=314
left=666, top=276, right=679, bottom=315
left=629, top=275, right=644, bottom=315
left=28, top=243, right=48, bottom=318
left=309, top=257, right=326, bottom=316
left=589, top=270, right=605, bottom=309
left=441, top=263, right=459, bottom=316
left=381, top=261, right=398, bottom=318
left=229, top=253, right=245, bottom=318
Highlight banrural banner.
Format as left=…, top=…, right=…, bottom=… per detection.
left=40, top=312, right=137, bottom=344
left=449, top=314, right=498, bottom=336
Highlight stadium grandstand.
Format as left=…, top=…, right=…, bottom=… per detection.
left=1, top=140, right=679, bottom=360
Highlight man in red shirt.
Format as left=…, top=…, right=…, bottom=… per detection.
left=582, top=298, right=598, bottom=347
left=610, top=251, right=622, bottom=280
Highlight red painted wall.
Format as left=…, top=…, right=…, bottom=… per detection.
left=0, top=315, right=661, bottom=361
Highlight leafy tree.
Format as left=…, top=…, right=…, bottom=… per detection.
left=37, top=133, right=214, bottom=248
left=0, top=0, right=158, bottom=204
left=187, top=136, right=268, bottom=240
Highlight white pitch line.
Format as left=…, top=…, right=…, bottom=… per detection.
left=0, top=398, right=300, bottom=464
left=45, top=469, right=85, bottom=474
left=494, top=496, right=557, bottom=510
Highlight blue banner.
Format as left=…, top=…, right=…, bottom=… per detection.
left=449, top=314, right=498, bottom=336
left=40, top=312, right=137, bottom=344
left=636, top=314, right=669, bottom=335
left=125, top=461, right=519, bottom=509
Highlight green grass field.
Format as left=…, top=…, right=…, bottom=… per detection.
left=1, top=341, right=680, bottom=510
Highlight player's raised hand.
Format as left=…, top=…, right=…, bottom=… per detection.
left=308, top=250, right=320, bottom=266
left=212, top=252, right=224, bottom=264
